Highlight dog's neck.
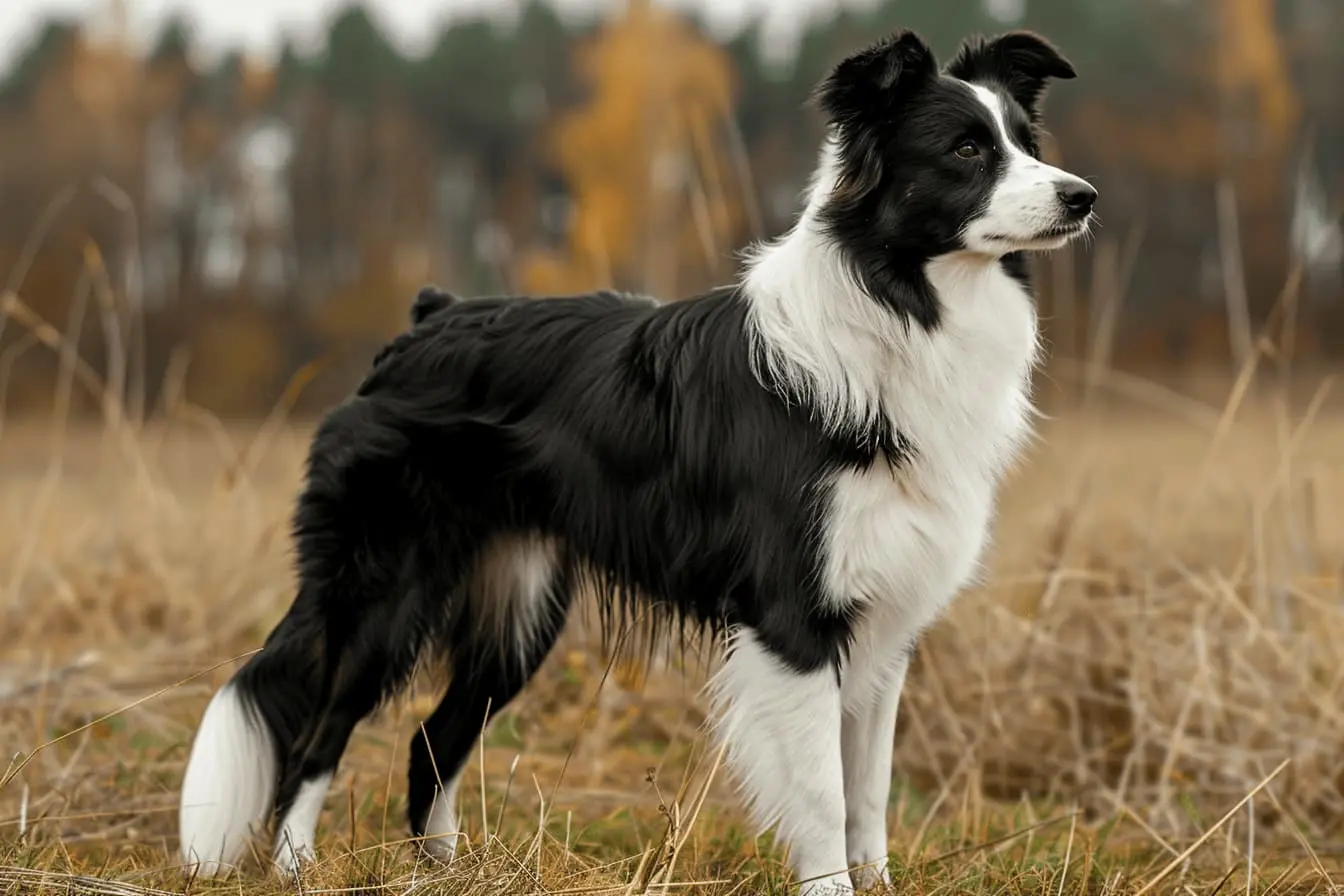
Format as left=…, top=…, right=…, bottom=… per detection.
left=738, top=138, right=1039, bottom=459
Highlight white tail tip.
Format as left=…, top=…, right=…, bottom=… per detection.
left=178, top=682, right=278, bottom=876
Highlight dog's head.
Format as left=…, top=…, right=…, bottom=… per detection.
left=814, top=29, right=1096, bottom=261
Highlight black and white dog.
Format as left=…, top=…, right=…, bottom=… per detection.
left=178, top=27, right=1095, bottom=894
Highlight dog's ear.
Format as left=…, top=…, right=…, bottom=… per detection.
left=814, top=30, right=938, bottom=124
left=946, top=31, right=1075, bottom=119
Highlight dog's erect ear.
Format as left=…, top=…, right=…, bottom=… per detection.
left=814, top=30, right=938, bottom=124
left=946, top=31, right=1075, bottom=119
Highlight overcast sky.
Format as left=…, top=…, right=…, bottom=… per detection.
left=0, top=0, right=862, bottom=72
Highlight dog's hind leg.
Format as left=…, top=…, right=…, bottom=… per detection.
left=268, top=522, right=467, bottom=875
left=179, top=400, right=467, bottom=878
left=268, top=574, right=440, bottom=877
left=708, top=625, right=852, bottom=896
left=408, top=534, right=573, bottom=863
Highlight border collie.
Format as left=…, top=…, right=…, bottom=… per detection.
left=178, top=27, right=1095, bottom=895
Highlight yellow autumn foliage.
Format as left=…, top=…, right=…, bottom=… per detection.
left=1215, top=0, right=1299, bottom=160
left=520, top=0, right=743, bottom=299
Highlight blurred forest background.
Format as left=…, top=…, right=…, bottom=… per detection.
left=0, top=0, right=1341, bottom=416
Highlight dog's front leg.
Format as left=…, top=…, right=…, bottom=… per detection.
left=708, top=626, right=852, bottom=895
left=840, top=639, right=912, bottom=890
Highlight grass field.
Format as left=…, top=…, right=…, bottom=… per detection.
left=3, top=373, right=1344, bottom=895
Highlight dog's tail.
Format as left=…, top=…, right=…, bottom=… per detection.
left=179, top=399, right=421, bottom=876
left=365, top=286, right=460, bottom=371
left=410, top=285, right=458, bottom=324
left=178, top=599, right=325, bottom=876
left=177, top=678, right=273, bottom=876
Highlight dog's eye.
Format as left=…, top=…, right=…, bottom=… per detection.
left=954, top=141, right=980, bottom=160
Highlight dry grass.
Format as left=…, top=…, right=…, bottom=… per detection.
left=3, top=190, right=1344, bottom=891
left=3, top=374, right=1344, bottom=894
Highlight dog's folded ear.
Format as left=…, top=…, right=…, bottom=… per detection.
left=814, top=30, right=938, bottom=124
left=946, top=31, right=1075, bottom=119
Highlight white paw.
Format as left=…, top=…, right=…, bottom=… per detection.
left=798, top=872, right=857, bottom=896
left=849, top=859, right=892, bottom=891
left=272, top=838, right=315, bottom=879
left=182, top=856, right=238, bottom=879
left=419, top=787, right=461, bottom=865
left=419, top=831, right=461, bottom=865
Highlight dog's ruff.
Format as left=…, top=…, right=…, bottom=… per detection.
left=176, top=27, right=1095, bottom=894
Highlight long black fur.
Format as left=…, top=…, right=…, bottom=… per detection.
left=243, top=286, right=903, bottom=830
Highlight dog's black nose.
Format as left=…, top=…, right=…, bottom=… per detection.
left=1056, top=181, right=1097, bottom=218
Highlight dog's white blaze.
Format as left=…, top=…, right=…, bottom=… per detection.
left=470, top=534, right=562, bottom=668
left=274, top=771, right=332, bottom=876
left=421, top=779, right=463, bottom=862
left=178, top=683, right=278, bottom=876
left=962, top=83, right=1094, bottom=252
left=706, top=628, right=853, bottom=895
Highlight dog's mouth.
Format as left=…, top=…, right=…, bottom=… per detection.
left=980, top=219, right=1090, bottom=249
left=1031, top=220, right=1089, bottom=241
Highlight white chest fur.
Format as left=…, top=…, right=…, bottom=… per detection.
left=821, top=254, right=1039, bottom=631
